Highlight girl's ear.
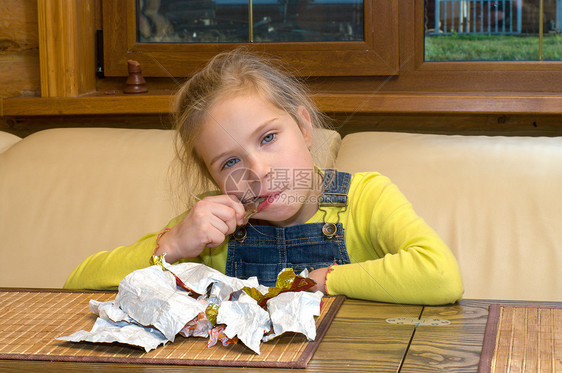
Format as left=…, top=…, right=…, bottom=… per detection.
left=297, top=106, right=314, bottom=149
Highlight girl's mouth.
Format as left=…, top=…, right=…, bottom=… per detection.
left=241, top=191, right=285, bottom=220
left=242, top=196, right=266, bottom=220
left=257, top=191, right=283, bottom=212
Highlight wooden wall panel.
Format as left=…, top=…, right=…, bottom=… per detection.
left=37, top=0, right=97, bottom=97
left=0, top=0, right=40, bottom=98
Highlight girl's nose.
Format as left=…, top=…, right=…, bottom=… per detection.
left=247, top=155, right=271, bottom=180
left=246, top=157, right=274, bottom=194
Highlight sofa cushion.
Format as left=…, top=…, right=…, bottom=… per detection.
left=0, top=127, right=340, bottom=288
left=0, top=131, right=21, bottom=154
left=335, top=132, right=562, bottom=301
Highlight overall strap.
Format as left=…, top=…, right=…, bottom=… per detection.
left=318, top=169, right=352, bottom=207
left=317, top=169, right=351, bottom=238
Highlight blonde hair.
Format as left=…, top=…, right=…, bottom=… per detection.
left=173, top=48, right=330, bottom=204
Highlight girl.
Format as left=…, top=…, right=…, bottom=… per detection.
left=65, top=49, right=463, bottom=305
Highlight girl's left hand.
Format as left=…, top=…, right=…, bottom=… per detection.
left=307, top=267, right=330, bottom=294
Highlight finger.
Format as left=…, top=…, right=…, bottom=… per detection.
left=204, top=195, right=245, bottom=226
left=223, top=194, right=246, bottom=223
left=207, top=213, right=236, bottom=236
left=203, top=217, right=232, bottom=247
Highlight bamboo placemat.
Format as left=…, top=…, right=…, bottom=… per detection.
left=478, top=304, right=562, bottom=373
left=0, top=289, right=344, bottom=368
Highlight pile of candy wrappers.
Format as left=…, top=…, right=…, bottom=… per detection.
left=58, top=255, right=324, bottom=354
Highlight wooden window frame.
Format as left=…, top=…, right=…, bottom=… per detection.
left=102, top=0, right=399, bottom=78
left=5, top=0, right=560, bottom=119
left=403, top=1, right=562, bottom=93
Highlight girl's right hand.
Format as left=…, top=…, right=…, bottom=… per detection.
left=154, top=195, right=245, bottom=263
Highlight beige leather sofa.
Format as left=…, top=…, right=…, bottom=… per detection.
left=1, top=127, right=561, bottom=302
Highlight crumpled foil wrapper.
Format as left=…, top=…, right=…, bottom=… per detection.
left=58, top=316, right=168, bottom=352
left=115, top=265, right=206, bottom=341
left=164, top=261, right=260, bottom=295
left=57, top=260, right=323, bottom=354
left=217, top=300, right=271, bottom=354
left=263, top=291, right=323, bottom=342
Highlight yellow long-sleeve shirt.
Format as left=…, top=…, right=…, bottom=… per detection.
left=65, top=172, right=463, bottom=305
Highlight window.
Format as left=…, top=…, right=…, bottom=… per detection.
left=395, top=1, right=561, bottom=94
left=425, top=0, right=562, bottom=61
left=102, top=0, right=398, bottom=77
left=100, top=1, right=561, bottom=103
left=137, top=0, right=365, bottom=43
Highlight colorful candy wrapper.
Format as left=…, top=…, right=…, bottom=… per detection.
left=179, top=311, right=212, bottom=338
left=200, top=282, right=232, bottom=325
left=207, top=325, right=238, bottom=348
left=242, top=268, right=316, bottom=307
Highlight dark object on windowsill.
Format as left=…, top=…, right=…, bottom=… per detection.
left=124, top=60, right=148, bottom=94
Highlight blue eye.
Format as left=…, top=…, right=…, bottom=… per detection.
left=222, top=158, right=239, bottom=169
left=262, top=133, right=276, bottom=144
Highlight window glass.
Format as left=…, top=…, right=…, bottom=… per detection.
left=424, top=0, right=562, bottom=61
left=137, top=0, right=364, bottom=43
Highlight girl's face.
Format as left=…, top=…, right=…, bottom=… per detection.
left=195, top=93, right=321, bottom=226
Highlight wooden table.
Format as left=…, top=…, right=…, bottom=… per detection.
left=0, top=292, right=559, bottom=372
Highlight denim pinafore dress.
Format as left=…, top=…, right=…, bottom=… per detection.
left=225, top=169, right=352, bottom=286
